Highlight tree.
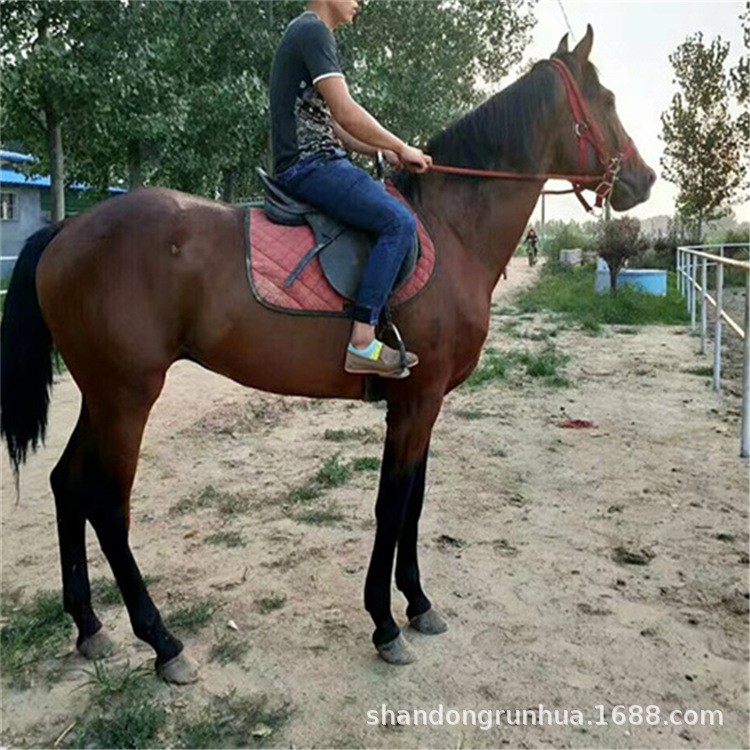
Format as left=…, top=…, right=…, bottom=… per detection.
left=598, top=217, right=648, bottom=293
left=660, top=32, right=747, bottom=239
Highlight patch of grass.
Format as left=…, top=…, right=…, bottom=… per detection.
left=205, top=530, right=246, bottom=548
left=171, top=485, right=250, bottom=519
left=516, top=345, right=570, bottom=379
left=210, top=637, right=250, bottom=665
left=81, top=659, right=153, bottom=706
left=315, top=454, right=353, bottom=488
left=352, top=456, right=380, bottom=472
left=256, top=595, right=287, bottom=614
left=617, top=326, right=641, bottom=335
left=0, top=590, right=72, bottom=689
left=455, top=409, right=492, bottom=420
left=296, top=505, right=345, bottom=526
left=685, top=365, right=713, bottom=377
left=517, top=265, right=688, bottom=327
left=464, top=347, right=511, bottom=387
left=166, top=600, right=217, bottom=634
left=287, top=483, right=324, bottom=504
left=176, top=693, right=290, bottom=749
left=323, top=427, right=379, bottom=443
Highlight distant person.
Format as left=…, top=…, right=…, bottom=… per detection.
left=525, top=226, right=539, bottom=266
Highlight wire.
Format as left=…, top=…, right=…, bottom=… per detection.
left=556, top=0, right=576, bottom=42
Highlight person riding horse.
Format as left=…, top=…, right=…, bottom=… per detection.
left=525, top=226, right=539, bottom=266
left=269, top=0, right=431, bottom=378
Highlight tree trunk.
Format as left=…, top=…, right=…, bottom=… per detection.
left=609, top=262, right=619, bottom=294
left=221, top=167, right=236, bottom=203
left=127, top=140, right=144, bottom=189
left=45, top=106, right=65, bottom=222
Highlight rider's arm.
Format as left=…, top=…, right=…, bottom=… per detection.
left=332, top=119, right=378, bottom=157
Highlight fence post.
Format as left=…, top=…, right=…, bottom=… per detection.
left=700, top=257, right=708, bottom=355
left=676, top=248, right=681, bottom=295
left=713, top=262, right=724, bottom=393
left=741, top=269, right=750, bottom=458
left=690, top=254, right=697, bottom=329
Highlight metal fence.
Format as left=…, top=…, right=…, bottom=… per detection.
left=676, top=243, right=750, bottom=457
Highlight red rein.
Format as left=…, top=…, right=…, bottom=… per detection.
left=428, top=58, right=635, bottom=213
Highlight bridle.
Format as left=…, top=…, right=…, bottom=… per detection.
left=428, top=57, right=636, bottom=213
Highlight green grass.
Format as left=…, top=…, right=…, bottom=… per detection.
left=464, top=347, right=511, bottom=387
left=0, top=590, right=72, bottom=689
left=205, top=530, right=246, bottom=548
left=323, top=427, right=379, bottom=443
left=517, top=265, right=689, bottom=327
left=516, top=345, right=570, bottom=382
left=175, top=693, right=290, bottom=749
left=210, top=636, right=250, bottom=665
left=90, top=574, right=160, bottom=607
left=296, top=505, right=345, bottom=526
left=256, top=595, right=287, bottom=614
left=455, top=409, right=493, bottom=420
left=352, top=456, right=380, bottom=472
left=171, top=485, right=250, bottom=518
left=287, top=454, right=353, bottom=505
left=685, top=365, right=714, bottom=377
left=166, top=600, right=217, bottom=634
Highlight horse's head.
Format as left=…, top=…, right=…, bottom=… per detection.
left=550, top=25, right=656, bottom=211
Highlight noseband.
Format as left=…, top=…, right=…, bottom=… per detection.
left=428, top=58, right=636, bottom=213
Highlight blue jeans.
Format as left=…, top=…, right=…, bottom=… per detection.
left=276, top=150, right=416, bottom=326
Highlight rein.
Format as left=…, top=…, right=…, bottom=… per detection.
left=427, top=58, right=635, bottom=213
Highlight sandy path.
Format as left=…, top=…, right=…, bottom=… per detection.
left=1, top=255, right=748, bottom=749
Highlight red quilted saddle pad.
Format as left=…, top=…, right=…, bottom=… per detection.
left=245, top=184, right=435, bottom=316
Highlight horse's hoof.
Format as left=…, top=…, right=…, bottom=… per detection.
left=156, top=653, right=200, bottom=684
left=377, top=633, right=417, bottom=665
left=77, top=628, right=116, bottom=660
left=410, top=607, right=448, bottom=635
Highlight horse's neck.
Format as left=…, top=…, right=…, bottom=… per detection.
left=421, top=177, right=544, bottom=291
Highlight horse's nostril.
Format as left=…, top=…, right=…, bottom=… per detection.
left=647, top=168, right=656, bottom=187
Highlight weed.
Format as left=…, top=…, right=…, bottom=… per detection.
left=455, top=409, right=492, bottom=420
left=205, top=531, right=246, bottom=548
left=287, top=483, right=324, bottom=504
left=685, top=365, right=713, bottom=377
left=166, top=600, right=217, bottom=634
left=80, top=660, right=153, bottom=707
left=210, top=637, right=250, bottom=665
left=516, top=345, right=570, bottom=379
left=171, top=485, right=249, bottom=519
left=315, top=454, right=352, bottom=488
left=176, top=692, right=290, bottom=749
left=323, top=427, right=379, bottom=443
left=296, top=505, right=345, bottom=526
left=73, top=694, right=166, bottom=749
left=352, top=456, right=380, bottom=472
left=256, top=595, right=287, bottom=614
left=465, top=348, right=510, bottom=387
left=0, top=590, right=71, bottom=689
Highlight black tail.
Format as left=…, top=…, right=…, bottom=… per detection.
left=1, top=223, right=65, bottom=478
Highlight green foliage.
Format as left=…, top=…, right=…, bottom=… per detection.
left=352, top=456, right=380, bottom=472
left=538, top=220, right=598, bottom=263
left=660, top=32, right=747, bottom=235
left=296, top=505, right=345, bottom=527
left=256, top=595, right=287, bottom=614
left=518, top=265, right=689, bottom=326
left=166, top=600, right=217, bottom=634
left=465, top=347, right=511, bottom=387
left=210, top=636, right=250, bottom=665
left=205, top=530, right=247, bottom=548
left=0, top=590, right=71, bottom=688
left=598, top=216, right=649, bottom=293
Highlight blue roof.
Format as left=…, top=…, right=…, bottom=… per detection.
left=1, top=150, right=35, bottom=164
left=0, top=168, right=126, bottom=194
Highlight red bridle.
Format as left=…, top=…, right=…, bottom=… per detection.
left=428, top=57, right=636, bottom=213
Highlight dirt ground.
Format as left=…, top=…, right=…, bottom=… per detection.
left=1, top=256, right=748, bottom=749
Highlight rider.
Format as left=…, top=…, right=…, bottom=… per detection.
left=269, top=0, right=432, bottom=378
left=525, top=226, right=539, bottom=264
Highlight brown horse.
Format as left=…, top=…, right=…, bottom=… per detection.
left=1, top=27, right=654, bottom=682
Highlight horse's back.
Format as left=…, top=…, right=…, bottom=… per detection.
left=36, top=188, right=245, bottom=392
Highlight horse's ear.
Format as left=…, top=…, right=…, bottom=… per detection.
left=572, top=24, right=594, bottom=65
left=555, top=33, right=569, bottom=55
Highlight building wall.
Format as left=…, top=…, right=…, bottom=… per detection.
left=1, top=188, right=47, bottom=278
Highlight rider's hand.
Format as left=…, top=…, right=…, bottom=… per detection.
left=398, top=144, right=432, bottom=174
left=382, top=149, right=402, bottom=169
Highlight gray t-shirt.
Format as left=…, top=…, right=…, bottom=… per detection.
left=269, top=11, right=345, bottom=175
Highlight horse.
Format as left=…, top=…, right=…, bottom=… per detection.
left=1, top=26, right=655, bottom=683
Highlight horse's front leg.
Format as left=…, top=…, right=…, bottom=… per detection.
left=364, top=395, right=442, bottom=664
left=395, top=445, right=448, bottom=635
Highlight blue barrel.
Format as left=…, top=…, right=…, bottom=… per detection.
left=595, top=258, right=667, bottom=296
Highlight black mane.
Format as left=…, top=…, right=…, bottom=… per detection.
left=394, top=54, right=601, bottom=201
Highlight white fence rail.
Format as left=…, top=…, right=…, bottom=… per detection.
left=676, top=243, right=750, bottom=457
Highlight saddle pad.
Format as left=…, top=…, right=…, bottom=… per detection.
left=245, top=185, right=435, bottom=316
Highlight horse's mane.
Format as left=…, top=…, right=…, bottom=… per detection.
left=394, top=53, right=601, bottom=201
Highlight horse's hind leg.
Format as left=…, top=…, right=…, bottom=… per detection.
left=51, top=412, right=114, bottom=659
left=75, top=389, right=198, bottom=684
left=395, top=446, right=448, bottom=635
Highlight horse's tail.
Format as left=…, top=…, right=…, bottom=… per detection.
left=1, top=222, right=65, bottom=479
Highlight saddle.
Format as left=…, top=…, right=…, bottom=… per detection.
left=257, top=168, right=419, bottom=301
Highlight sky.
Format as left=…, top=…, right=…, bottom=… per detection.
left=500, top=0, right=747, bottom=225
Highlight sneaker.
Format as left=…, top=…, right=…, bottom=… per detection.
left=345, top=341, right=419, bottom=379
